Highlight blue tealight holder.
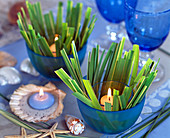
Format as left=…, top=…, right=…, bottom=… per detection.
left=26, top=42, right=87, bottom=80
left=77, top=81, right=145, bottom=134
left=28, top=92, right=55, bottom=110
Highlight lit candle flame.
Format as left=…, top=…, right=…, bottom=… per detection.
left=54, top=34, right=59, bottom=41
left=107, top=88, right=112, bottom=101
left=39, top=88, right=44, bottom=97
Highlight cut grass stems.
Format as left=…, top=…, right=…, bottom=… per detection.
left=116, top=101, right=170, bottom=137
left=142, top=96, right=170, bottom=137
left=55, top=37, right=159, bottom=111
left=121, top=107, right=170, bottom=138
left=17, top=0, right=96, bottom=57
left=0, top=109, right=85, bottom=137
left=0, top=109, right=86, bottom=137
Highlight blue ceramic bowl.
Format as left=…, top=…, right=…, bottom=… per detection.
left=77, top=81, right=145, bottom=134
left=26, top=42, right=87, bottom=80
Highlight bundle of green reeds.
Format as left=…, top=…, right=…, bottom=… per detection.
left=17, top=0, right=96, bottom=57
left=55, top=37, right=158, bottom=111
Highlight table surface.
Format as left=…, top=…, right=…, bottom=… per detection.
left=0, top=1, right=170, bottom=138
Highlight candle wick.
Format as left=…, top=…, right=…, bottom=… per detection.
left=109, top=97, right=111, bottom=101
left=39, top=95, right=43, bottom=99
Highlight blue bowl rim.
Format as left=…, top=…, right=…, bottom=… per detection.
left=26, top=41, right=87, bottom=59
left=125, top=0, right=170, bottom=15
left=77, top=95, right=145, bottom=113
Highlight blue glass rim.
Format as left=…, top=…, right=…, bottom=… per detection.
left=78, top=79, right=145, bottom=113
left=78, top=96, right=145, bottom=113
left=125, top=0, right=170, bottom=15
left=26, top=41, right=87, bottom=59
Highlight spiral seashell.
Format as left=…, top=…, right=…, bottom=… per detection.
left=65, top=115, right=85, bottom=135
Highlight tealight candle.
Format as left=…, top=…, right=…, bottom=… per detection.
left=100, top=88, right=113, bottom=109
left=28, top=88, right=55, bottom=110
left=50, top=34, right=59, bottom=57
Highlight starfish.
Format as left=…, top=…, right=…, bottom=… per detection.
left=38, top=122, right=70, bottom=138
left=4, top=127, right=42, bottom=138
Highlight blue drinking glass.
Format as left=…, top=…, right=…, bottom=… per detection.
left=96, top=0, right=124, bottom=23
left=93, top=0, right=127, bottom=50
left=125, top=0, right=170, bottom=81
